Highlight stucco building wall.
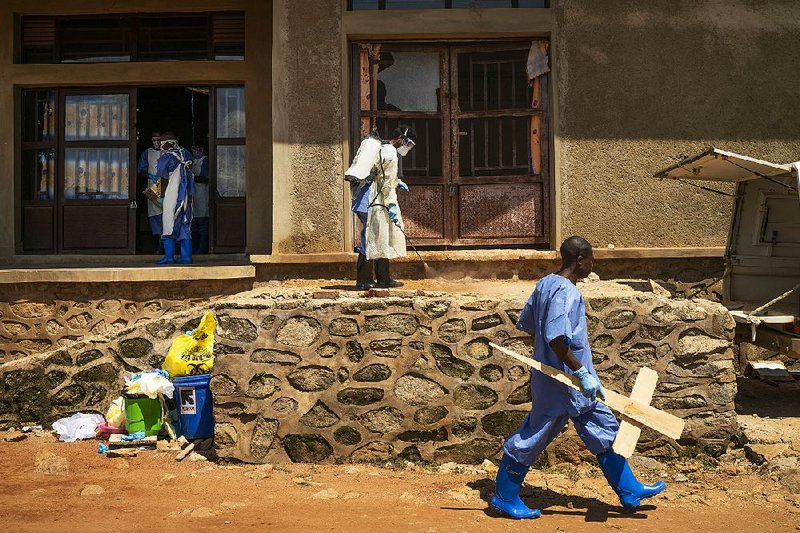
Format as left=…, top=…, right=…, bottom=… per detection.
left=553, top=0, right=800, bottom=247
left=271, top=0, right=345, bottom=254
left=2, top=1, right=798, bottom=260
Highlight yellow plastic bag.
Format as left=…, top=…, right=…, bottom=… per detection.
left=105, top=396, right=126, bottom=427
left=163, top=311, right=216, bottom=377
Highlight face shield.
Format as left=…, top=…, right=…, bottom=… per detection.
left=159, top=140, right=176, bottom=151
left=396, top=137, right=416, bottom=157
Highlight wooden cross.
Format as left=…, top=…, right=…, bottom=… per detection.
left=489, top=343, right=684, bottom=457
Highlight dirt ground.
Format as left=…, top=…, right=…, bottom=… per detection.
left=1, top=431, right=799, bottom=533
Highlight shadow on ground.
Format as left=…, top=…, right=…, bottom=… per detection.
left=735, top=376, right=800, bottom=417
left=440, top=477, right=654, bottom=523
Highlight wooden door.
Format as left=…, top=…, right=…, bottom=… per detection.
left=210, top=86, right=246, bottom=253
left=58, top=89, right=137, bottom=253
left=351, top=41, right=549, bottom=247
left=355, top=44, right=451, bottom=245
left=449, top=44, right=549, bottom=246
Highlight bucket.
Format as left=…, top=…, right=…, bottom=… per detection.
left=124, top=396, right=163, bottom=436
left=173, top=374, right=214, bottom=439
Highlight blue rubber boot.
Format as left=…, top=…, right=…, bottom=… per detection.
left=597, top=450, right=666, bottom=509
left=489, top=454, right=541, bottom=519
left=177, top=239, right=193, bottom=264
left=156, top=238, right=176, bottom=264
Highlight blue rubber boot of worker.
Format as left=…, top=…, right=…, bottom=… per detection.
left=489, top=455, right=541, bottom=519
left=156, top=238, right=176, bottom=264
left=597, top=450, right=666, bottom=509
left=177, top=239, right=193, bottom=264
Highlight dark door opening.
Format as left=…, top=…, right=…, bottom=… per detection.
left=135, top=87, right=209, bottom=254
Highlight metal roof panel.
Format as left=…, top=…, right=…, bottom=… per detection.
left=654, top=147, right=793, bottom=182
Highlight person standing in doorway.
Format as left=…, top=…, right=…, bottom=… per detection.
left=490, top=236, right=666, bottom=519
left=155, top=132, right=195, bottom=265
left=191, top=144, right=210, bottom=254
left=344, top=125, right=415, bottom=289
left=137, top=130, right=163, bottom=252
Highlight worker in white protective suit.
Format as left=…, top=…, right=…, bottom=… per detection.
left=137, top=131, right=164, bottom=252
left=345, top=126, right=416, bottom=290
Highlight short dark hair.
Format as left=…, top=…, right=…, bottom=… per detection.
left=391, top=125, right=417, bottom=142
left=560, top=235, right=593, bottom=266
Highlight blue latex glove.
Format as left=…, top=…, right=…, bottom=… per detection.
left=148, top=173, right=158, bottom=183
left=387, top=203, right=400, bottom=224
left=121, top=431, right=147, bottom=441
left=397, top=179, right=409, bottom=192
left=574, top=366, right=605, bottom=400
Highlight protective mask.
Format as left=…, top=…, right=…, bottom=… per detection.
left=397, top=138, right=415, bottom=157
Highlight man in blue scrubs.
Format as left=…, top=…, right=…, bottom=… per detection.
left=491, top=236, right=666, bottom=519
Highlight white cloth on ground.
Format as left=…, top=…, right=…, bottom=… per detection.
left=52, top=412, right=105, bottom=442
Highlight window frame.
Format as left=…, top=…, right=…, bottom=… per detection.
left=19, top=11, right=244, bottom=64
left=347, top=0, right=550, bottom=10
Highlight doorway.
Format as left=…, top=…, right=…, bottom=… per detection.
left=20, top=85, right=247, bottom=255
left=351, top=41, right=550, bottom=248
left=135, top=87, right=209, bottom=254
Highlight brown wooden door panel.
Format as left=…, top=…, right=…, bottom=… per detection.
left=354, top=44, right=451, bottom=246
left=400, top=184, right=447, bottom=242
left=214, top=200, right=246, bottom=251
left=57, top=88, right=137, bottom=253
left=61, top=205, right=131, bottom=251
left=455, top=182, right=545, bottom=242
left=22, top=205, right=55, bottom=251
left=450, top=44, right=549, bottom=247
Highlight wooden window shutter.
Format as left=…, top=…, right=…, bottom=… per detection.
left=212, top=12, right=244, bottom=60
left=21, top=17, right=56, bottom=63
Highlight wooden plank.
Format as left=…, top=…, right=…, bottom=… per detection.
left=530, top=77, right=542, bottom=175
left=490, top=343, right=685, bottom=440
left=612, top=367, right=658, bottom=458
left=108, top=434, right=157, bottom=448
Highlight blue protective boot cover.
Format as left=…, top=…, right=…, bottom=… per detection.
left=177, top=239, right=193, bottom=264
left=597, top=450, right=666, bottom=509
left=489, top=455, right=541, bottom=519
left=157, top=238, right=176, bottom=264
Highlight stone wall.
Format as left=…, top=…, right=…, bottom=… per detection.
left=0, top=279, right=253, bottom=362
left=0, top=282, right=738, bottom=463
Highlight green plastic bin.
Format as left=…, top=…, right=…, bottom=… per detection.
left=124, top=396, right=163, bottom=436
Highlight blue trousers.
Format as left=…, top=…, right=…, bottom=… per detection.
left=503, top=401, right=619, bottom=467
left=355, top=211, right=367, bottom=255
left=148, top=214, right=163, bottom=236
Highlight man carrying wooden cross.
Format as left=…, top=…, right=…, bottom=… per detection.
left=491, top=236, right=666, bottom=519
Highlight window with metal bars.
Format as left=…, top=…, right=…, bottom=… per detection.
left=18, top=12, right=244, bottom=64
left=348, top=0, right=549, bottom=9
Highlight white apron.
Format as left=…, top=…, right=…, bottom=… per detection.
left=162, top=150, right=191, bottom=238
left=365, top=144, right=407, bottom=260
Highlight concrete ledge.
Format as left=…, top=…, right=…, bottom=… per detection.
left=0, top=265, right=256, bottom=284
left=252, top=247, right=725, bottom=264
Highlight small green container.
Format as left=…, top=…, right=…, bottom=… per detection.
left=124, top=396, right=163, bottom=436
